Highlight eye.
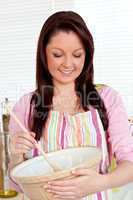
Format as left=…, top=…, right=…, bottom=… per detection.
left=73, top=54, right=82, bottom=58
left=53, top=53, right=62, bottom=58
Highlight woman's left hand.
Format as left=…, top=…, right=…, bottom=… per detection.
left=44, top=168, right=108, bottom=199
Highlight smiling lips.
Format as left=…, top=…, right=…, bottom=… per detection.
left=59, top=68, right=74, bottom=75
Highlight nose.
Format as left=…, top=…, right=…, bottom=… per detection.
left=63, top=55, right=73, bottom=68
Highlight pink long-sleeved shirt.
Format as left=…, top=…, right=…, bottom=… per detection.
left=9, top=85, right=133, bottom=163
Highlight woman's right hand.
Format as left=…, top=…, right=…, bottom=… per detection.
left=10, top=132, right=36, bottom=155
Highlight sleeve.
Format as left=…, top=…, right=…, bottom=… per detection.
left=99, top=86, right=133, bottom=163
left=8, top=92, right=32, bottom=192
left=9, top=92, right=32, bottom=134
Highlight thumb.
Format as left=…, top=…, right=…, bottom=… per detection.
left=30, top=132, right=36, bottom=138
left=71, top=168, right=93, bottom=176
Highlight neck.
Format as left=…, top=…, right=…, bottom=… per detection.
left=53, top=81, right=76, bottom=97
left=52, top=81, right=82, bottom=114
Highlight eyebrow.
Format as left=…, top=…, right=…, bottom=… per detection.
left=51, top=47, right=84, bottom=52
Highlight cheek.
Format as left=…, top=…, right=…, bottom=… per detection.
left=47, top=55, right=63, bottom=68
left=75, top=58, right=85, bottom=71
left=47, top=56, right=59, bottom=73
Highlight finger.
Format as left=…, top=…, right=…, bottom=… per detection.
left=71, top=168, right=95, bottom=176
left=30, top=132, right=36, bottom=138
left=54, top=194, right=77, bottom=199
left=47, top=190, right=74, bottom=196
left=16, top=137, right=35, bottom=149
left=44, top=185, right=75, bottom=192
left=48, top=180, right=75, bottom=187
left=16, top=142, right=33, bottom=152
left=15, top=146, right=31, bottom=154
left=10, top=132, right=36, bottom=146
left=10, top=136, right=34, bottom=154
left=18, top=133, right=36, bottom=144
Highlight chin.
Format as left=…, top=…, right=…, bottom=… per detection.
left=55, top=77, right=76, bottom=85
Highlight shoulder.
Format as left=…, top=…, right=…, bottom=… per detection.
left=15, top=92, right=34, bottom=105
left=95, top=84, right=118, bottom=97
left=95, top=84, right=125, bottom=115
left=13, top=91, right=34, bottom=113
left=95, top=84, right=120, bottom=103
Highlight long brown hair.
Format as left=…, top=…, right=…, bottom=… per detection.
left=29, top=11, right=109, bottom=141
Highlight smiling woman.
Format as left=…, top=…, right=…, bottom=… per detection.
left=8, top=11, right=133, bottom=200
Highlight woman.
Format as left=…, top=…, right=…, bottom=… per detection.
left=9, top=11, right=133, bottom=199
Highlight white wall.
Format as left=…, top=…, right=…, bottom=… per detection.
left=74, top=0, right=133, bottom=116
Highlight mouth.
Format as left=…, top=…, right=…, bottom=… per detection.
left=59, top=69, right=74, bottom=75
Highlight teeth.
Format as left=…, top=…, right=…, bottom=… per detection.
left=60, top=69, right=74, bottom=74
left=63, top=69, right=74, bottom=71
left=62, top=70, right=73, bottom=73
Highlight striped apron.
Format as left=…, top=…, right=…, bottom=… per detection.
left=37, top=106, right=113, bottom=200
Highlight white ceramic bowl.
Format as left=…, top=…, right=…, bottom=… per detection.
left=11, top=146, right=102, bottom=200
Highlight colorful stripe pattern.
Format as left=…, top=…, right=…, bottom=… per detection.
left=40, top=108, right=111, bottom=200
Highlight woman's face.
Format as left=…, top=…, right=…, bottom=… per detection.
left=46, top=31, right=85, bottom=86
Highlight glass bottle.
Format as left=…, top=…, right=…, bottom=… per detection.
left=0, top=98, right=18, bottom=197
